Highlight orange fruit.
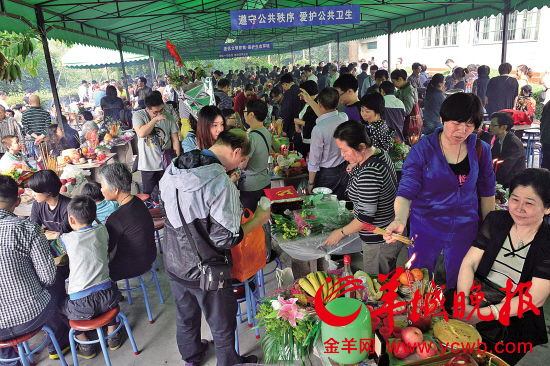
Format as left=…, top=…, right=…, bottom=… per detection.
left=399, top=272, right=410, bottom=285
left=411, top=268, right=424, bottom=281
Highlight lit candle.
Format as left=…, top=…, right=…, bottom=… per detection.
left=495, top=160, right=504, bottom=173
left=404, top=253, right=417, bottom=303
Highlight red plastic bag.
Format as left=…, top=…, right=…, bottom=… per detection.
left=404, top=103, right=423, bottom=137
left=231, top=209, right=266, bottom=282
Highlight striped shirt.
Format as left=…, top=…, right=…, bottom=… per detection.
left=21, top=106, right=51, bottom=138
left=0, top=117, right=24, bottom=153
left=486, top=235, right=528, bottom=291
left=346, top=150, right=398, bottom=243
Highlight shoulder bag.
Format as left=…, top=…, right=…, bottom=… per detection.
left=175, top=189, right=232, bottom=291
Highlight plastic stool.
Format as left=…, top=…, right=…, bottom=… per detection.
left=69, top=306, right=139, bottom=366
left=0, top=326, right=68, bottom=366
left=257, top=250, right=282, bottom=298
left=119, top=268, right=164, bottom=324
left=135, top=194, right=150, bottom=202
left=149, top=208, right=163, bottom=219
left=528, top=142, right=542, bottom=168
left=153, top=218, right=164, bottom=254
left=233, top=277, right=260, bottom=341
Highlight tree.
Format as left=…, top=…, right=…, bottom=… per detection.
left=0, top=31, right=42, bottom=83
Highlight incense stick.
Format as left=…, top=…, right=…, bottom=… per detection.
left=362, top=223, right=415, bottom=246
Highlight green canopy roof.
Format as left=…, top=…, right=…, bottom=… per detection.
left=0, top=0, right=546, bottom=61
left=61, top=45, right=150, bottom=69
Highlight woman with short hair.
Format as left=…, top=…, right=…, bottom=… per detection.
left=98, top=162, right=156, bottom=281
left=359, top=92, right=392, bottom=151
left=28, top=169, right=72, bottom=234
left=385, top=93, right=496, bottom=289
left=323, top=120, right=400, bottom=274
left=456, top=168, right=550, bottom=365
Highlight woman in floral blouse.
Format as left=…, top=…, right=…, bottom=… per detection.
left=514, top=85, right=537, bottom=121
left=359, top=92, right=392, bottom=151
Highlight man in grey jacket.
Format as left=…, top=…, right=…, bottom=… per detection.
left=159, top=128, right=270, bottom=366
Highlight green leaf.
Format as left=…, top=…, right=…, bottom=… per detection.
left=266, top=309, right=279, bottom=318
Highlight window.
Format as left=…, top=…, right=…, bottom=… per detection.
left=451, top=23, right=458, bottom=45
left=507, top=11, right=517, bottom=40
left=442, top=24, right=448, bottom=46
left=366, top=41, right=377, bottom=50
left=406, top=31, right=412, bottom=48
left=426, top=27, right=431, bottom=47
left=494, top=14, right=503, bottom=42
left=522, top=10, right=532, bottom=39
left=435, top=26, right=440, bottom=46
left=482, top=16, right=490, bottom=39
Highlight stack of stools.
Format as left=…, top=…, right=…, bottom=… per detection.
left=0, top=326, right=68, bottom=366
left=68, top=305, right=139, bottom=366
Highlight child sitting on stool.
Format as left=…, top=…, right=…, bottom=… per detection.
left=59, top=196, right=122, bottom=359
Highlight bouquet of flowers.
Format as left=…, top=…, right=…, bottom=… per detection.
left=272, top=207, right=354, bottom=241
left=76, top=103, right=86, bottom=114
left=255, top=285, right=320, bottom=365
left=388, top=138, right=410, bottom=170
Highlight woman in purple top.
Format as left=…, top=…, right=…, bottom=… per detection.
left=384, top=93, right=496, bottom=289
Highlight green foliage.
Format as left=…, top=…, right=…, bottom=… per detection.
left=0, top=31, right=42, bottom=83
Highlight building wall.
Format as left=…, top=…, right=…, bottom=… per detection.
left=357, top=7, right=550, bottom=71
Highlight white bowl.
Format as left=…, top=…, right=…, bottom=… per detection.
left=312, top=187, right=332, bottom=195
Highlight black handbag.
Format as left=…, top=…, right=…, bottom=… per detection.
left=175, top=189, right=232, bottom=291
left=444, top=274, right=508, bottom=345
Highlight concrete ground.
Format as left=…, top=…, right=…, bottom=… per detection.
left=23, top=227, right=550, bottom=366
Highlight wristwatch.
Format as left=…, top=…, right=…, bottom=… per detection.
left=341, top=228, right=346, bottom=236
left=308, top=181, right=314, bottom=186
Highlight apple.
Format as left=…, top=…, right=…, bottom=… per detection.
left=18, top=188, right=24, bottom=196
left=68, top=178, right=76, bottom=185
left=416, top=340, right=438, bottom=359
left=401, top=326, right=423, bottom=348
left=60, top=185, right=68, bottom=192
left=60, top=179, right=67, bottom=185
left=392, top=339, right=411, bottom=360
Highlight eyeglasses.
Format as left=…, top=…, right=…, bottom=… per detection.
left=148, top=107, right=164, bottom=116
left=243, top=110, right=249, bottom=114
left=338, top=91, right=346, bottom=98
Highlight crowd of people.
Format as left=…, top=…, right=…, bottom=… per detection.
left=1, top=56, right=550, bottom=366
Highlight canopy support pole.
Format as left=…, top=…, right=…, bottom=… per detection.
left=308, top=42, right=312, bottom=65
left=290, top=47, right=293, bottom=67
left=278, top=51, right=281, bottom=68
left=163, top=54, right=167, bottom=75
left=117, top=34, right=130, bottom=103
left=35, top=5, right=63, bottom=126
left=105, top=66, right=109, bottom=81
left=387, top=21, right=392, bottom=74
left=328, top=43, right=331, bottom=63
left=89, top=68, right=93, bottom=83
left=501, top=0, right=510, bottom=64
left=147, top=46, right=154, bottom=82
left=337, top=34, right=340, bottom=64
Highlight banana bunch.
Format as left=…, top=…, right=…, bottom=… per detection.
left=298, top=271, right=345, bottom=304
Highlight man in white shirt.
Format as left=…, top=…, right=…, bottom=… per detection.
left=307, top=87, right=349, bottom=199
left=0, top=90, right=8, bottom=110
left=328, top=64, right=339, bottom=87
left=163, top=77, right=176, bottom=103
left=78, top=81, right=89, bottom=103
left=304, top=65, right=317, bottom=82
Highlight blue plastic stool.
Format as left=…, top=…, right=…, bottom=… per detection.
left=0, top=326, right=68, bottom=366
left=119, top=268, right=164, bottom=324
left=68, top=306, right=139, bottom=366
left=257, top=251, right=282, bottom=298
left=153, top=218, right=164, bottom=255
left=528, top=142, right=542, bottom=168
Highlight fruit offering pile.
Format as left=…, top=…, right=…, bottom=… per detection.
left=271, top=152, right=307, bottom=178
